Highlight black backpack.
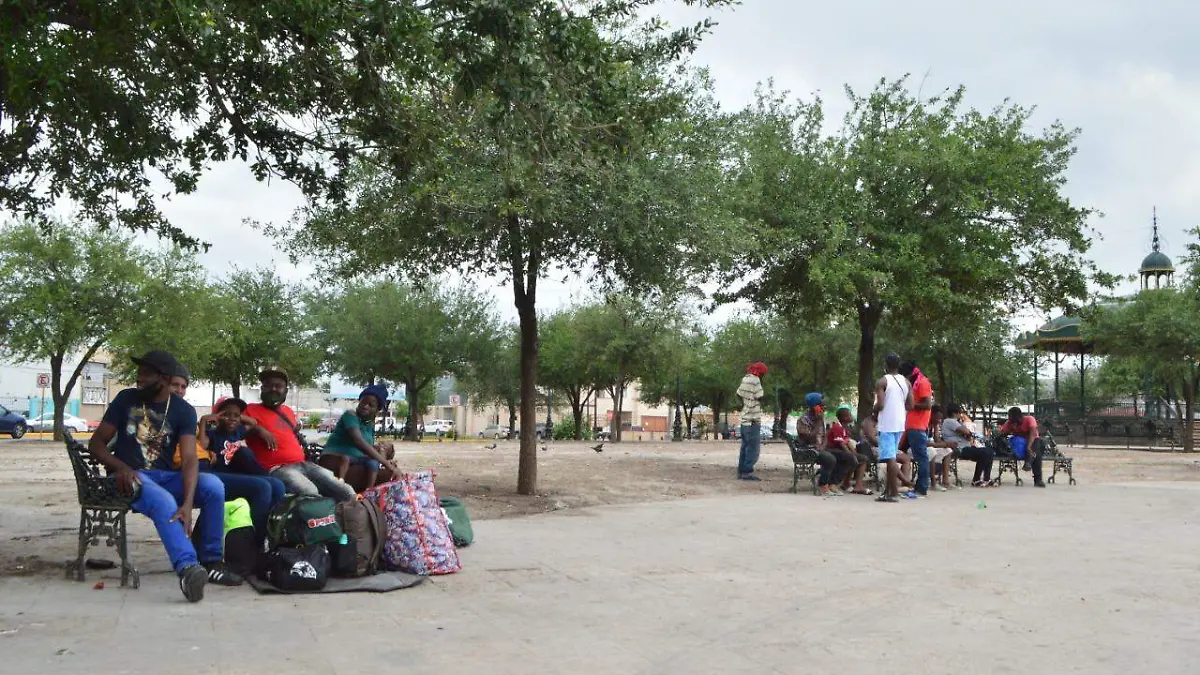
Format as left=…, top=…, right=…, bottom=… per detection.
left=259, top=545, right=330, bottom=591
left=267, top=494, right=343, bottom=550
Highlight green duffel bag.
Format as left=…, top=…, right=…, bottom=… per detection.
left=439, top=497, right=474, bottom=547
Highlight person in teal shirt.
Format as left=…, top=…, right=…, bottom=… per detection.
left=322, top=385, right=398, bottom=489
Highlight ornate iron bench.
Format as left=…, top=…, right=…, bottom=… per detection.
left=782, top=435, right=821, bottom=495
left=64, top=431, right=139, bottom=588
left=1042, top=432, right=1076, bottom=485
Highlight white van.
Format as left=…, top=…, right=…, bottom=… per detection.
left=425, top=419, right=456, bottom=435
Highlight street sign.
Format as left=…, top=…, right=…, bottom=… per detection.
left=449, top=394, right=461, bottom=407
left=36, top=373, right=50, bottom=388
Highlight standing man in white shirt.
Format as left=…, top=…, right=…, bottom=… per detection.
left=873, top=353, right=913, bottom=502
left=736, top=362, right=768, bottom=481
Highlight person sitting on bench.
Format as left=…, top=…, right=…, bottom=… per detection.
left=996, top=407, right=1046, bottom=488
left=830, top=405, right=873, bottom=495
left=88, top=350, right=241, bottom=602
left=320, top=385, right=401, bottom=489
left=943, top=404, right=995, bottom=487
left=244, top=368, right=356, bottom=502
left=195, top=395, right=287, bottom=539
left=795, top=393, right=855, bottom=496
left=927, top=406, right=960, bottom=491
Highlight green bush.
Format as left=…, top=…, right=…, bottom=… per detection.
left=552, top=418, right=592, bottom=441
left=304, top=413, right=322, bottom=428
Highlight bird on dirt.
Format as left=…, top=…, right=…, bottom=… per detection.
left=592, top=442, right=605, bottom=453
left=540, top=444, right=548, bottom=452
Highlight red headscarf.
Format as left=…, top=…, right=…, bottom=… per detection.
left=746, top=362, right=768, bottom=377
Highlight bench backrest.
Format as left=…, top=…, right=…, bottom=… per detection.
left=63, top=430, right=127, bottom=507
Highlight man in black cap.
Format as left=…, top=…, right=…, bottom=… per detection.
left=88, top=350, right=242, bottom=603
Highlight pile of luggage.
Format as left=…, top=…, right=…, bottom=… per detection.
left=254, top=470, right=473, bottom=591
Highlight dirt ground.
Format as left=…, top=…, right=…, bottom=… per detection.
left=2, top=437, right=1198, bottom=578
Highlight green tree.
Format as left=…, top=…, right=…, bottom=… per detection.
left=638, top=318, right=707, bottom=438
left=108, top=279, right=224, bottom=384
left=0, top=221, right=190, bottom=438
left=460, top=326, right=521, bottom=440
left=1086, top=287, right=1200, bottom=451
left=287, top=7, right=731, bottom=493
left=578, top=296, right=668, bottom=443
left=723, top=78, right=1107, bottom=422
left=202, top=269, right=319, bottom=398
left=540, top=309, right=601, bottom=440
left=312, top=281, right=499, bottom=441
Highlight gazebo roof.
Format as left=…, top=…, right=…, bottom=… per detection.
left=1140, top=250, right=1174, bottom=273
left=1016, top=314, right=1091, bottom=354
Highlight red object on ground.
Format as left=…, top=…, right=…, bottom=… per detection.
left=92, top=581, right=104, bottom=590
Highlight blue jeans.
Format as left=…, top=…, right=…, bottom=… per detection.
left=737, top=422, right=761, bottom=476
left=906, top=430, right=930, bottom=494
left=209, top=472, right=286, bottom=537
left=324, top=450, right=382, bottom=472
left=132, top=470, right=225, bottom=575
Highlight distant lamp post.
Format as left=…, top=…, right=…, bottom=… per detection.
left=672, top=374, right=683, bottom=442
left=545, top=389, right=552, bottom=438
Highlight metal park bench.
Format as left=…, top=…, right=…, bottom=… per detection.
left=782, top=434, right=821, bottom=495
left=64, top=431, right=139, bottom=588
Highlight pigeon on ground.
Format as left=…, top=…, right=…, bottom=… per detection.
left=540, top=444, right=548, bottom=452
left=485, top=443, right=498, bottom=450
left=592, top=442, right=605, bottom=453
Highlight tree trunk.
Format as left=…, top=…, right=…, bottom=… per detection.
left=50, top=353, right=64, bottom=441
left=1183, top=376, right=1196, bottom=453
left=404, top=380, right=424, bottom=442
left=710, top=397, right=721, bottom=440
left=610, top=380, right=625, bottom=442
left=49, top=343, right=101, bottom=442
left=511, top=221, right=540, bottom=495
left=231, top=374, right=241, bottom=400
left=506, top=397, right=518, bottom=441
left=684, top=406, right=694, bottom=437
left=855, top=303, right=883, bottom=423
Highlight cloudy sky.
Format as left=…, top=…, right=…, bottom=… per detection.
left=150, top=0, right=1198, bottom=326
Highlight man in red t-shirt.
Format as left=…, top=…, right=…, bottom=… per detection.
left=899, top=362, right=934, bottom=496
left=245, top=368, right=355, bottom=502
left=997, top=407, right=1045, bottom=488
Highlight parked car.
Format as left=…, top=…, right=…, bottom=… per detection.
left=87, top=419, right=101, bottom=432
left=425, top=419, right=456, bottom=435
left=478, top=424, right=511, bottom=439
left=0, top=405, right=28, bottom=439
left=27, top=413, right=89, bottom=433
left=317, top=415, right=339, bottom=433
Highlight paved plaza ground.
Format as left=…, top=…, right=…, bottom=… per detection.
left=2, top=439, right=1199, bottom=674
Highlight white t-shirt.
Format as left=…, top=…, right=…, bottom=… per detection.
left=878, top=374, right=909, bottom=434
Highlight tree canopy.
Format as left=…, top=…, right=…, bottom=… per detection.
left=0, top=220, right=191, bottom=437
left=723, top=78, right=1108, bottom=421
left=311, top=280, right=499, bottom=440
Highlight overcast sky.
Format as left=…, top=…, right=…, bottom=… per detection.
left=146, top=0, right=1198, bottom=328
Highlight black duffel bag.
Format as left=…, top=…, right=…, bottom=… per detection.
left=259, top=545, right=330, bottom=592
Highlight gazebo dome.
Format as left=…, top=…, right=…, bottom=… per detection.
left=1140, top=250, right=1174, bottom=272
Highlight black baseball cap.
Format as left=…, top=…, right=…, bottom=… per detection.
left=132, top=350, right=180, bottom=377
left=173, top=363, right=191, bottom=384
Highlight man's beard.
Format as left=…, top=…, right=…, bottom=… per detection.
left=137, top=382, right=164, bottom=402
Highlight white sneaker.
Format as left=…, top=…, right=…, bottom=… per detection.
left=935, top=484, right=948, bottom=492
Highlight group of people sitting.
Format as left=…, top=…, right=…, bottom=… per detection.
left=737, top=354, right=1048, bottom=501
left=87, top=350, right=402, bottom=602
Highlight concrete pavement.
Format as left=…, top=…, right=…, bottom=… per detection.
left=2, top=482, right=1200, bottom=674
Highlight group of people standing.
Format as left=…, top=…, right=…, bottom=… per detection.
left=735, top=353, right=1048, bottom=500
left=87, top=350, right=400, bottom=602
